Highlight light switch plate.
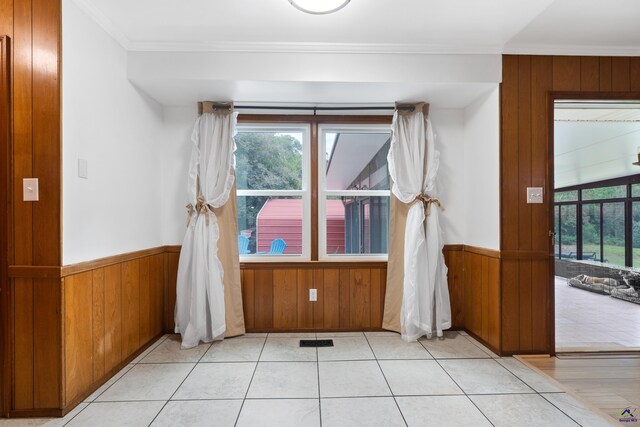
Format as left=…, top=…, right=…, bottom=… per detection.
left=78, top=158, right=88, bottom=179
left=527, top=187, right=543, bottom=204
left=309, top=289, right=317, bottom=302
left=23, top=178, right=39, bottom=201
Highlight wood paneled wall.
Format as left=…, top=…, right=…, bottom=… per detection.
left=1, top=0, right=63, bottom=416
left=4, top=240, right=496, bottom=417
left=462, top=248, right=500, bottom=351
left=63, top=254, right=165, bottom=408
left=164, top=245, right=496, bottom=348
left=4, top=250, right=166, bottom=416
left=500, top=55, right=640, bottom=354
left=443, top=247, right=465, bottom=329
left=240, top=266, right=388, bottom=331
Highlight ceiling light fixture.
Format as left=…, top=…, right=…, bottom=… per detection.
left=289, top=0, right=350, bottom=15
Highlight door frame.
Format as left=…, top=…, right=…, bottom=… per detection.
left=548, top=91, right=640, bottom=353
left=0, top=34, right=12, bottom=417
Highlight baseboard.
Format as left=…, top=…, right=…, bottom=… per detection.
left=58, top=332, right=165, bottom=418
left=9, top=408, right=63, bottom=418
left=463, top=329, right=502, bottom=357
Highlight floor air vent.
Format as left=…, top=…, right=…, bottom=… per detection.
left=300, top=339, right=334, bottom=347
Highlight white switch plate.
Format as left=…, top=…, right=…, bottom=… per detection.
left=309, top=289, right=317, bottom=302
left=78, top=158, right=88, bottom=179
left=527, top=187, right=543, bottom=204
left=23, top=178, right=39, bottom=201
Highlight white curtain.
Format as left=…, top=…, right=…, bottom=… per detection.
left=175, top=109, right=237, bottom=349
left=388, top=104, right=451, bottom=342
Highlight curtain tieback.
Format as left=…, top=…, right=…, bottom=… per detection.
left=185, top=196, right=215, bottom=226
left=413, top=193, right=444, bottom=216
left=196, top=195, right=215, bottom=226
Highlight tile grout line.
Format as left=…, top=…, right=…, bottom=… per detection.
left=434, top=332, right=599, bottom=426
left=537, top=394, right=587, bottom=427
left=232, top=332, right=269, bottom=427
left=362, top=333, right=409, bottom=427
left=146, top=338, right=214, bottom=427
left=418, top=335, right=496, bottom=427
left=315, top=332, right=323, bottom=427
left=63, top=334, right=171, bottom=427
left=493, top=357, right=587, bottom=426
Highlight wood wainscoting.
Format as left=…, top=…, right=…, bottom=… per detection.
left=6, top=249, right=166, bottom=416
left=164, top=245, right=499, bottom=353
left=62, top=253, right=165, bottom=409
left=240, top=265, right=387, bottom=332
left=5, top=243, right=499, bottom=416
left=500, top=55, right=640, bottom=355
left=462, top=246, right=500, bottom=352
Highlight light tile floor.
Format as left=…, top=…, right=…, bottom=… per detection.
left=555, top=276, right=640, bottom=351
left=0, top=331, right=612, bottom=426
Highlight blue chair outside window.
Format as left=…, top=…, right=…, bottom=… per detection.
left=238, top=235, right=250, bottom=254
left=257, top=238, right=286, bottom=255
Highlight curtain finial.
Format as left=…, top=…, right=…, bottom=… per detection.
left=395, top=102, right=429, bottom=117
left=198, top=101, right=234, bottom=115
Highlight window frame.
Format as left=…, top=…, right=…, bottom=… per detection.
left=554, top=174, right=640, bottom=266
left=235, top=123, right=312, bottom=262
left=318, top=124, right=391, bottom=261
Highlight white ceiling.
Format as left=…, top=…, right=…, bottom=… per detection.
left=71, top=0, right=640, bottom=107
left=77, top=0, right=640, bottom=54
left=554, top=108, right=640, bottom=188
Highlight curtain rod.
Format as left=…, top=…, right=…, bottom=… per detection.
left=197, top=102, right=427, bottom=115
left=232, top=105, right=410, bottom=111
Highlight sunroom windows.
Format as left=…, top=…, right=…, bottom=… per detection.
left=554, top=176, right=640, bottom=267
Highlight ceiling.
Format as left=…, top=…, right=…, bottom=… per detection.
left=70, top=0, right=640, bottom=107
left=554, top=106, right=640, bottom=188
left=77, top=0, right=640, bottom=54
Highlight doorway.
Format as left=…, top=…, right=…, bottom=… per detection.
left=552, top=98, right=640, bottom=353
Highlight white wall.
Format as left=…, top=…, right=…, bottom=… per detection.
left=430, top=109, right=465, bottom=244
left=160, top=107, right=467, bottom=246
left=462, top=87, right=501, bottom=250
left=62, top=0, right=164, bottom=264
left=64, top=0, right=500, bottom=259
left=161, top=107, right=195, bottom=246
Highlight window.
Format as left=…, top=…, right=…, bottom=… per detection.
left=582, top=185, right=626, bottom=200
left=602, top=202, right=625, bottom=266
left=554, top=176, right=640, bottom=267
left=581, top=203, right=601, bottom=261
left=235, top=118, right=393, bottom=262
left=634, top=202, right=640, bottom=267
left=554, top=190, right=578, bottom=202
left=559, top=205, right=577, bottom=258
left=319, top=125, right=391, bottom=260
left=235, top=125, right=310, bottom=260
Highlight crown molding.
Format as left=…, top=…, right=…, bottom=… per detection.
left=71, top=0, right=131, bottom=50
left=126, top=41, right=504, bottom=55
left=70, top=0, right=640, bottom=58
left=503, top=43, right=640, bottom=57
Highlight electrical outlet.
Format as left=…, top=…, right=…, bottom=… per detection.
left=309, top=288, right=317, bottom=302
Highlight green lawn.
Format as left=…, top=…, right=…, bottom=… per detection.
left=581, top=244, right=640, bottom=267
